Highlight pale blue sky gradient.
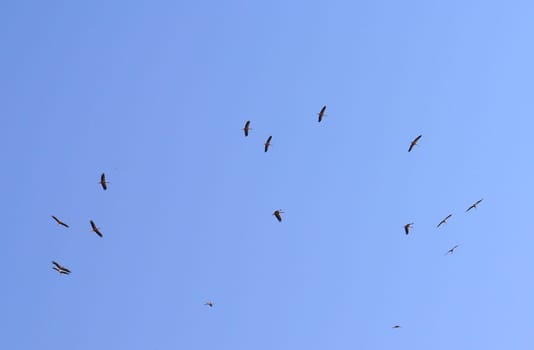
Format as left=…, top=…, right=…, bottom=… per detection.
left=2, top=1, right=534, bottom=349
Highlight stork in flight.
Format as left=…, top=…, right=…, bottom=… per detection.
left=466, top=199, right=483, bottom=212
left=273, top=210, right=284, bottom=222
left=445, top=245, right=460, bottom=255
left=264, top=136, right=272, bottom=152
left=204, top=301, right=214, bottom=307
left=318, top=105, right=326, bottom=123
left=52, top=261, right=71, bottom=275
left=90, top=220, right=103, bottom=237
left=51, top=215, right=69, bottom=228
left=437, top=214, right=452, bottom=228
left=392, top=325, right=401, bottom=329
left=404, top=223, right=414, bottom=235
left=100, top=173, right=109, bottom=190
left=408, top=134, right=422, bottom=152
left=243, top=120, right=251, bottom=137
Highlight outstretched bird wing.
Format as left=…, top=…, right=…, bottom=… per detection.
left=437, top=214, right=452, bottom=227
left=318, top=105, right=326, bottom=122
left=408, top=134, right=422, bottom=152
left=467, top=199, right=483, bottom=212
left=264, top=136, right=272, bottom=152
left=100, top=173, right=107, bottom=190
left=52, top=215, right=69, bottom=227
left=90, top=220, right=103, bottom=237
left=445, top=245, right=459, bottom=255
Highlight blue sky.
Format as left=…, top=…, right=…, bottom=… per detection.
left=2, top=1, right=534, bottom=349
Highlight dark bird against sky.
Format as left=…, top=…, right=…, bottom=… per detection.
left=100, top=173, right=109, bottom=190
left=318, top=105, right=326, bottom=123
left=404, top=223, right=413, bottom=235
left=243, top=120, right=251, bottom=137
left=466, top=199, right=483, bottom=212
left=204, top=301, right=213, bottom=307
left=51, top=215, right=69, bottom=228
left=90, top=220, right=103, bottom=237
left=446, top=245, right=460, bottom=255
left=264, top=135, right=272, bottom=152
left=52, top=261, right=71, bottom=275
left=408, top=134, right=422, bottom=152
left=273, top=210, right=284, bottom=222
left=437, top=214, right=452, bottom=228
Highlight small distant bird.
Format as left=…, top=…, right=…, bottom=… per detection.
left=273, top=209, right=284, bottom=222
left=100, top=173, right=109, bottom=190
left=466, top=199, right=483, bottom=212
left=404, top=223, right=414, bottom=235
left=408, top=134, right=422, bottom=152
left=317, top=105, right=326, bottom=123
left=204, top=301, right=213, bottom=307
left=243, top=120, right=251, bottom=137
left=437, top=214, right=452, bottom=228
left=51, top=215, right=69, bottom=228
left=90, top=220, right=103, bottom=237
left=264, top=136, right=272, bottom=152
left=392, top=325, right=401, bottom=329
left=52, top=261, right=71, bottom=275
left=446, top=245, right=460, bottom=255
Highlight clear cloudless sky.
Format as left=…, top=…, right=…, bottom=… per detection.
left=1, top=1, right=534, bottom=349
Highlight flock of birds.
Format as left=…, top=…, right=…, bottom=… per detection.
left=244, top=107, right=485, bottom=330
left=49, top=105, right=484, bottom=328
left=50, top=173, right=108, bottom=274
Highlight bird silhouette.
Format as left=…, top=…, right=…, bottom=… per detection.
left=100, top=173, right=109, bottom=190
left=466, top=199, right=483, bottom=212
left=445, top=245, right=460, bottom=255
left=318, top=105, right=327, bottom=123
left=408, top=134, right=422, bottom=152
left=51, top=215, right=69, bottom=228
left=437, top=214, right=452, bottom=228
left=243, top=120, right=251, bottom=137
left=273, top=210, right=284, bottom=222
left=264, top=136, right=272, bottom=152
left=90, top=220, right=103, bottom=237
left=52, top=261, right=71, bottom=275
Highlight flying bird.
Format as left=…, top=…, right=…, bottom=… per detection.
left=437, top=214, right=452, bottom=228
left=204, top=301, right=214, bottom=307
left=466, top=199, right=483, bottom=212
left=392, top=325, right=401, bottom=329
left=408, top=134, right=422, bottom=152
left=264, top=136, right=272, bottom=152
left=243, top=120, right=251, bottom=137
left=52, top=261, right=71, bottom=275
left=90, top=220, right=103, bottom=237
left=273, top=210, right=284, bottom=222
left=445, top=245, right=460, bottom=255
left=317, top=105, right=326, bottom=123
left=51, top=215, right=69, bottom=228
left=99, top=173, right=109, bottom=190
left=404, top=223, right=414, bottom=235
